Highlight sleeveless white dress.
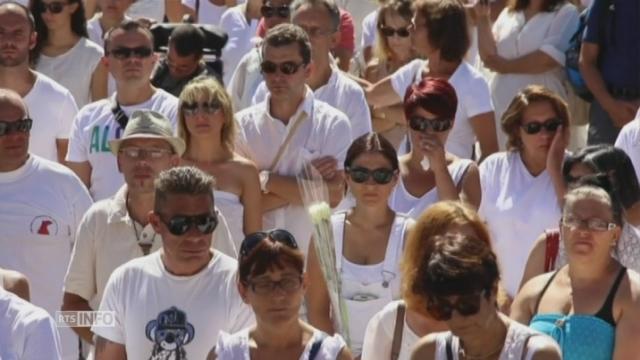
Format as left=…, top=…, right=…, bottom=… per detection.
left=214, top=190, right=246, bottom=249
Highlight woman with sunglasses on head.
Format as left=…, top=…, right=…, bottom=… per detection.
left=306, top=133, right=413, bottom=356
left=478, top=85, right=568, bottom=300
left=519, top=145, right=640, bottom=288
left=410, top=231, right=561, bottom=360
left=389, top=78, right=481, bottom=219
left=511, top=175, right=640, bottom=360
left=365, top=0, right=498, bottom=162
left=210, top=229, right=352, bottom=360
left=178, top=76, right=262, bottom=248
left=31, top=0, right=108, bottom=108
left=362, top=0, right=415, bottom=149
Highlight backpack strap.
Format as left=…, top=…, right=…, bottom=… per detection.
left=543, top=230, right=560, bottom=272
left=308, top=332, right=328, bottom=360
left=445, top=333, right=454, bottom=360
left=390, top=302, right=406, bottom=360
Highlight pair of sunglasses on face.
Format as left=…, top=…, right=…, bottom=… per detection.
left=261, top=4, right=290, bottom=18
left=346, top=166, right=396, bottom=185
left=520, top=118, right=562, bottom=135
left=426, top=290, right=487, bottom=321
left=182, top=101, right=222, bottom=117
left=240, top=229, right=298, bottom=258
left=108, top=46, right=153, bottom=60
left=158, top=211, right=218, bottom=236
left=260, top=61, right=305, bottom=75
left=37, top=1, right=67, bottom=14
left=0, top=118, right=32, bottom=136
left=409, top=116, right=453, bottom=133
left=379, top=25, right=411, bottom=38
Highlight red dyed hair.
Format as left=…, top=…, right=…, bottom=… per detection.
left=403, top=77, right=458, bottom=121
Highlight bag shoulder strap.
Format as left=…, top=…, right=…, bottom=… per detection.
left=268, top=113, right=308, bottom=171
left=110, top=96, right=129, bottom=130
left=520, top=333, right=537, bottom=360
left=308, top=332, right=328, bottom=360
left=445, top=333, right=454, bottom=360
left=543, top=229, right=560, bottom=272
left=390, top=302, right=406, bottom=360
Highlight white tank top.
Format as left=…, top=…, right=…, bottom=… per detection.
left=215, top=329, right=346, bottom=360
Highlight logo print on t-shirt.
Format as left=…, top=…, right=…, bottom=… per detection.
left=145, top=306, right=195, bottom=359
left=30, top=216, right=58, bottom=235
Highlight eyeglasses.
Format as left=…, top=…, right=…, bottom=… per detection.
left=157, top=211, right=219, bottom=236
left=562, top=216, right=617, bottom=232
left=520, top=119, right=562, bottom=135
left=37, top=1, right=67, bottom=14
left=260, top=4, right=290, bottom=18
left=298, top=25, right=334, bottom=38
left=248, top=275, right=303, bottom=295
left=182, top=101, right=221, bottom=117
left=409, top=116, right=453, bottom=132
left=379, top=25, right=411, bottom=38
left=260, top=61, right=305, bottom=75
left=0, top=118, right=32, bottom=136
left=119, top=147, right=173, bottom=159
left=346, top=166, right=396, bottom=185
left=108, top=46, right=153, bottom=60
left=240, top=229, right=298, bottom=258
left=426, top=290, right=486, bottom=321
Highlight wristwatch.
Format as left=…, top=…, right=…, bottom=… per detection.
left=259, top=170, right=270, bottom=193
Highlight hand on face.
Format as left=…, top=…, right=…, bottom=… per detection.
left=546, top=124, right=568, bottom=173
left=416, top=132, right=447, bottom=170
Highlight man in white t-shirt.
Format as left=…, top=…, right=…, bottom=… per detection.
left=93, top=166, right=253, bottom=359
left=66, top=20, right=180, bottom=201
left=181, top=0, right=245, bottom=25
left=235, top=24, right=352, bottom=254
left=252, top=0, right=372, bottom=140
left=0, top=2, right=78, bottom=163
left=0, top=287, right=62, bottom=359
left=0, top=89, right=93, bottom=360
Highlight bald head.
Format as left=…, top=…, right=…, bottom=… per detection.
left=0, top=1, right=35, bottom=30
left=0, top=89, right=27, bottom=119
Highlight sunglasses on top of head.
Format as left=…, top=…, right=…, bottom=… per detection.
left=260, top=61, right=305, bottom=75
left=38, top=1, right=68, bottom=14
left=157, top=211, right=218, bottom=236
left=0, top=118, right=33, bottom=136
left=261, top=4, right=290, bottom=18
left=426, top=289, right=487, bottom=321
left=409, top=115, right=453, bottom=133
left=108, top=46, right=153, bottom=60
left=346, top=166, right=396, bottom=185
left=240, top=229, right=298, bottom=258
left=520, top=118, right=562, bottom=135
left=379, top=25, right=411, bottom=38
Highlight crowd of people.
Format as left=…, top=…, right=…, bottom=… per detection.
left=1, top=0, right=639, bottom=359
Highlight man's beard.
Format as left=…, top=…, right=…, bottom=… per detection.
left=0, top=50, right=29, bottom=67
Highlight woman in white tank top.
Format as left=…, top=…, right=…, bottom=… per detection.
left=211, top=229, right=351, bottom=360
left=389, top=78, right=481, bottom=220
left=306, top=133, right=414, bottom=356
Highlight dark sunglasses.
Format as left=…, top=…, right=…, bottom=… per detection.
left=157, top=211, right=218, bottom=236
left=108, top=46, right=153, bottom=60
left=0, top=118, right=33, bottom=136
left=260, top=61, right=305, bottom=75
left=240, top=229, right=298, bottom=258
left=346, top=166, right=396, bottom=185
left=38, top=1, right=67, bottom=14
left=426, top=290, right=486, bottom=321
left=260, top=4, right=290, bottom=18
left=182, top=101, right=221, bottom=117
left=409, top=116, right=453, bottom=133
left=520, top=119, right=562, bottom=135
left=379, top=25, right=411, bottom=38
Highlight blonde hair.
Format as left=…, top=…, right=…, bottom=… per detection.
left=372, top=0, right=414, bottom=63
left=178, top=76, right=236, bottom=152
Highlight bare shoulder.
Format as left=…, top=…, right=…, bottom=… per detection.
left=511, top=271, right=556, bottom=321
left=410, top=333, right=438, bottom=360
left=617, top=268, right=640, bottom=309
left=529, top=335, right=562, bottom=360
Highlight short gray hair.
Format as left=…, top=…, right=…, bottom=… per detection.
left=291, top=0, right=341, bottom=32
left=154, top=166, right=215, bottom=212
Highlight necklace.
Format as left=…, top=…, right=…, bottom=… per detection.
left=126, top=194, right=156, bottom=255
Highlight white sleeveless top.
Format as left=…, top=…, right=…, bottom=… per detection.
left=389, top=159, right=473, bottom=219
left=433, top=321, right=552, bottom=360
left=214, top=190, right=245, bottom=249
left=216, top=329, right=346, bottom=360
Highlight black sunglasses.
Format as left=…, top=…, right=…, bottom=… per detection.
left=108, top=46, right=153, bottom=60
left=157, top=211, right=218, bottom=236
left=346, top=166, right=396, bottom=185
left=0, top=118, right=33, bottom=136
left=182, top=101, right=221, bottom=117
left=520, top=119, right=562, bottom=135
left=38, top=1, right=67, bottom=14
left=260, top=4, right=290, bottom=18
left=240, top=229, right=298, bottom=258
left=379, top=25, right=411, bottom=38
left=260, top=61, right=305, bottom=75
left=426, top=290, right=487, bottom=321
left=409, top=116, right=453, bottom=133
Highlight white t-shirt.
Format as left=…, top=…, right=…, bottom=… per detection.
left=615, top=117, right=640, bottom=180
left=0, top=155, right=93, bottom=360
left=390, top=59, right=494, bottom=160
left=182, top=0, right=246, bottom=25
left=220, top=4, right=259, bottom=86
left=361, top=301, right=420, bottom=360
left=66, top=90, right=179, bottom=201
left=216, top=329, right=346, bottom=360
left=252, top=67, right=372, bottom=140
left=235, top=88, right=353, bottom=254
left=24, top=73, right=78, bottom=162
left=93, top=251, right=254, bottom=359
left=478, top=152, right=561, bottom=296
left=36, top=37, right=104, bottom=108
left=360, top=10, right=378, bottom=51
left=127, top=0, right=166, bottom=22
left=0, top=287, right=62, bottom=359
left=227, top=47, right=263, bottom=111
